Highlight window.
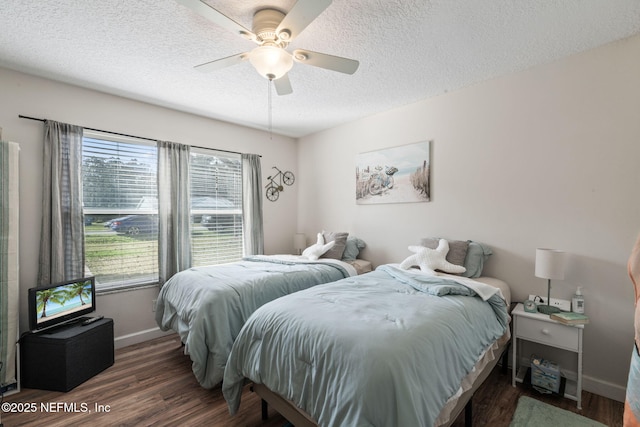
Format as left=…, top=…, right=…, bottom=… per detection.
left=190, top=149, right=243, bottom=266
left=82, top=132, right=159, bottom=291
left=82, top=133, right=244, bottom=292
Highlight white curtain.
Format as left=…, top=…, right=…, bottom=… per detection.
left=242, top=154, right=264, bottom=255
left=157, top=141, right=191, bottom=286
left=38, top=120, right=85, bottom=285
left=0, top=140, right=19, bottom=390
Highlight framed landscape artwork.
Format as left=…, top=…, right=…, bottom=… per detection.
left=355, top=140, right=430, bottom=205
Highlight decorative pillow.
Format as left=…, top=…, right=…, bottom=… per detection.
left=302, top=233, right=336, bottom=260
left=320, top=231, right=349, bottom=260
left=342, top=236, right=366, bottom=261
left=461, top=241, right=492, bottom=278
left=420, top=237, right=469, bottom=267
left=399, top=239, right=466, bottom=275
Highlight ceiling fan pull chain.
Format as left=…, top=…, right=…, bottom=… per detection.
left=268, top=78, right=273, bottom=140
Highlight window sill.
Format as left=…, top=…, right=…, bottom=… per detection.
left=96, top=282, right=159, bottom=296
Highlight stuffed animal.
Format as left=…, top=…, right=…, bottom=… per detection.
left=399, top=239, right=466, bottom=275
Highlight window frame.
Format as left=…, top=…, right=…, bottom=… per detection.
left=82, top=133, right=244, bottom=293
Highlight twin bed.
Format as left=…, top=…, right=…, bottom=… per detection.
left=223, top=265, right=511, bottom=426
left=155, top=253, right=369, bottom=388
left=157, top=235, right=511, bottom=426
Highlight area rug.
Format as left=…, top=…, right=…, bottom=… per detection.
left=510, top=396, right=607, bottom=427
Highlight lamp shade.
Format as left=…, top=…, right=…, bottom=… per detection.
left=535, top=248, right=566, bottom=280
left=249, top=45, right=293, bottom=80
left=294, top=233, right=306, bottom=252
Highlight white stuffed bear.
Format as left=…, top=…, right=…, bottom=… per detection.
left=302, top=233, right=336, bottom=261
left=399, top=239, right=466, bottom=275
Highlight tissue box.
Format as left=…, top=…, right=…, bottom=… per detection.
left=530, top=356, right=560, bottom=393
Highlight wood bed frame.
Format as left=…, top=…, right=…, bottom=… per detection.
left=252, top=332, right=510, bottom=427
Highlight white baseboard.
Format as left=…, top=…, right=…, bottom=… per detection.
left=114, top=327, right=174, bottom=349
left=582, top=374, right=626, bottom=403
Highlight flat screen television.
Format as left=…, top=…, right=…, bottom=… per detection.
left=28, top=276, right=96, bottom=332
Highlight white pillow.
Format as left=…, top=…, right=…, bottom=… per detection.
left=399, top=239, right=467, bottom=275
left=302, top=233, right=336, bottom=260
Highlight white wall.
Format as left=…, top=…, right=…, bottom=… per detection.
left=297, top=34, right=640, bottom=401
left=0, top=67, right=299, bottom=346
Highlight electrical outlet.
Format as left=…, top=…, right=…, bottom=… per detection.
left=152, top=299, right=157, bottom=312
left=528, top=294, right=571, bottom=312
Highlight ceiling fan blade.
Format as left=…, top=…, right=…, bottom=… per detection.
left=176, top=0, right=256, bottom=42
left=276, top=0, right=332, bottom=41
left=292, top=49, right=359, bottom=74
left=274, top=74, right=293, bottom=96
left=194, top=53, right=249, bottom=72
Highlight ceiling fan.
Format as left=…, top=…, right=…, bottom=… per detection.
left=177, top=0, right=359, bottom=95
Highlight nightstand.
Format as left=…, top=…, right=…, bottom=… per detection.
left=511, top=303, right=584, bottom=409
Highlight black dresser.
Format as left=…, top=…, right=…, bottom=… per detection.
left=21, top=318, right=114, bottom=392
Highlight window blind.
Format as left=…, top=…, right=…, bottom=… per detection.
left=82, top=132, right=159, bottom=291
left=190, top=148, right=243, bottom=266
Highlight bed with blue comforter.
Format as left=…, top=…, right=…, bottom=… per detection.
left=155, top=255, right=356, bottom=388
left=222, top=264, right=510, bottom=426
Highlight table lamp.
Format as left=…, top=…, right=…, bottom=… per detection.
left=535, top=248, right=566, bottom=314
left=294, top=233, right=306, bottom=255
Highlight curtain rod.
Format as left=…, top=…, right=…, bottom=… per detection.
left=18, top=114, right=259, bottom=157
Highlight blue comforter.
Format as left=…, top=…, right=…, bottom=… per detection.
left=223, top=265, right=509, bottom=426
left=155, top=255, right=354, bottom=388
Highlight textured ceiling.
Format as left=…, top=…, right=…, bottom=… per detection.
left=1, top=0, right=639, bottom=138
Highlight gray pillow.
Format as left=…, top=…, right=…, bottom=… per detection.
left=321, top=231, right=349, bottom=260
left=420, top=237, right=469, bottom=267
left=342, top=236, right=366, bottom=261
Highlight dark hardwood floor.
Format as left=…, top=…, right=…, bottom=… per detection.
left=2, top=334, right=623, bottom=426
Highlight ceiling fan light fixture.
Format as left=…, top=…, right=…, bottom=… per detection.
left=249, top=45, right=293, bottom=80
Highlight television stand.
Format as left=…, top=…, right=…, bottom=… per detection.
left=20, top=317, right=114, bottom=391
left=28, top=317, right=85, bottom=335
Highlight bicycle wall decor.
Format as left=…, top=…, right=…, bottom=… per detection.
left=265, top=166, right=295, bottom=201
